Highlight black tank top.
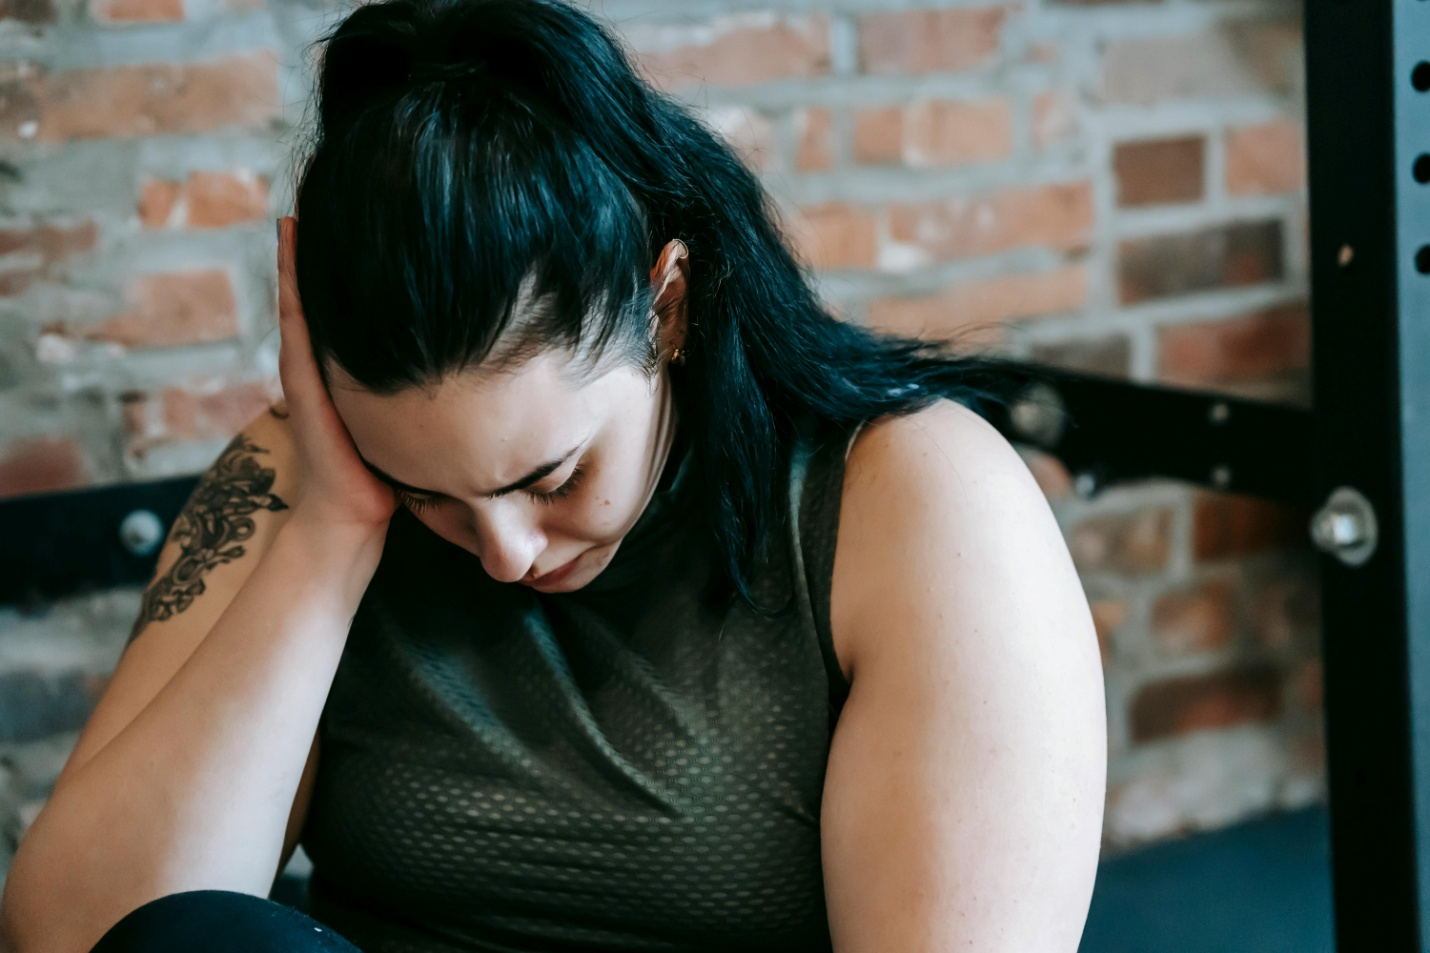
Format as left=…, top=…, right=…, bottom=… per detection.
left=300, top=423, right=857, bottom=952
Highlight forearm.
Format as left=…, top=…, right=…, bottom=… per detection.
left=1, top=515, right=384, bottom=953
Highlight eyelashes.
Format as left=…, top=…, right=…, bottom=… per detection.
left=396, top=463, right=588, bottom=513
left=531, top=462, right=586, bottom=505
left=397, top=490, right=439, bottom=513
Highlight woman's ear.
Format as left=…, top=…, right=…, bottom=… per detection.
left=650, top=239, right=690, bottom=357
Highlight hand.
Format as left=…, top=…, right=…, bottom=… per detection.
left=276, top=215, right=398, bottom=531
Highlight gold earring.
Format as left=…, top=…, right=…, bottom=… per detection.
left=670, top=345, right=687, bottom=365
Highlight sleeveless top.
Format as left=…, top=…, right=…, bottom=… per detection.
left=300, top=422, right=858, bottom=953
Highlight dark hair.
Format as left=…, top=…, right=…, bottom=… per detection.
left=293, top=0, right=1012, bottom=606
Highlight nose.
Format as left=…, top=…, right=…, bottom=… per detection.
left=468, top=503, right=545, bottom=584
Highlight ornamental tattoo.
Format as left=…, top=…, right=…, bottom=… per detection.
left=127, top=433, right=290, bottom=645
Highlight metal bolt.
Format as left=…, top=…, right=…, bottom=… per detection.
left=1211, top=465, right=1232, bottom=489
left=1208, top=402, right=1230, bottom=425
left=1310, top=486, right=1379, bottom=567
left=1008, top=382, right=1067, bottom=449
left=118, top=509, right=165, bottom=557
left=1338, top=244, right=1356, bottom=267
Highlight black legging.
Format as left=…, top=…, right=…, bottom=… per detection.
left=88, top=890, right=362, bottom=952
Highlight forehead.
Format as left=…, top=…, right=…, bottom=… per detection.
left=326, top=350, right=602, bottom=494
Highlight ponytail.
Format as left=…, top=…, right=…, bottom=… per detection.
left=295, top=0, right=1009, bottom=607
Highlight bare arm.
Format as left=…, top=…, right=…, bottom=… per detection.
left=0, top=217, right=399, bottom=953
left=0, top=415, right=386, bottom=953
left=821, top=401, right=1107, bottom=952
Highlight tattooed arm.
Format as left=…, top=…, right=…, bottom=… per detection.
left=124, top=429, right=292, bottom=646
left=0, top=408, right=387, bottom=953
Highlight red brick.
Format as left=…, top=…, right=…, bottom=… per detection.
left=1151, top=578, right=1237, bottom=656
left=633, top=15, right=830, bottom=91
left=1193, top=492, right=1306, bottom=562
left=1130, top=665, right=1282, bottom=742
left=789, top=202, right=878, bottom=270
left=868, top=265, right=1087, bottom=342
left=0, top=271, right=38, bottom=296
left=0, top=436, right=87, bottom=499
left=186, top=171, right=269, bottom=228
left=795, top=107, right=832, bottom=173
left=1158, top=302, right=1309, bottom=387
left=853, top=106, right=902, bottom=165
left=858, top=7, right=1004, bottom=76
left=1102, top=23, right=1302, bottom=105
left=1027, top=334, right=1131, bottom=378
left=0, top=51, right=279, bottom=143
left=1032, top=91, right=1076, bottom=149
left=1119, top=220, right=1284, bottom=305
left=912, top=99, right=1011, bottom=165
left=1251, top=570, right=1319, bottom=649
left=0, top=220, right=98, bottom=259
left=1070, top=507, right=1173, bottom=575
left=140, top=171, right=268, bottom=229
left=855, top=99, right=1012, bottom=167
left=0, top=0, right=53, bottom=23
left=138, top=178, right=182, bottom=229
left=889, top=182, right=1093, bottom=263
left=1114, top=136, right=1205, bottom=207
left=1225, top=120, right=1306, bottom=196
left=0, top=220, right=98, bottom=296
left=90, top=0, right=182, bottom=23
left=1089, top=598, right=1128, bottom=663
left=124, top=379, right=272, bottom=453
left=84, top=269, right=239, bottom=348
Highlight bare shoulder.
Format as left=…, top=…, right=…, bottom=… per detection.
left=843, top=398, right=1034, bottom=506
left=829, top=397, right=1080, bottom=677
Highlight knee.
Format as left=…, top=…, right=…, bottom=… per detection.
left=88, top=890, right=360, bottom=953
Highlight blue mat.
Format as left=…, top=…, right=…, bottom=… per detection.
left=1081, top=805, right=1334, bottom=953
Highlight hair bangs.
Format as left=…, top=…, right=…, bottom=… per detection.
left=294, top=75, right=654, bottom=394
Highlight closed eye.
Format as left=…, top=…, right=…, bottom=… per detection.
left=528, top=463, right=586, bottom=505
left=397, top=463, right=588, bottom=512
left=396, top=489, right=439, bottom=513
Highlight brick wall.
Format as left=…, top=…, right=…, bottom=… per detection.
left=0, top=0, right=1318, bottom=880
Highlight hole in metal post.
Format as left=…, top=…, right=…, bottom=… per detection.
left=1414, top=62, right=1430, bottom=92
left=1416, top=154, right=1430, bottom=183
left=1417, top=245, right=1430, bottom=274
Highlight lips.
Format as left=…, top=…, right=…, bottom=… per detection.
left=526, top=553, right=582, bottom=588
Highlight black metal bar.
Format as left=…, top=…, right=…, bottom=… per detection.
left=0, top=475, right=197, bottom=607
left=983, top=365, right=1316, bottom=508
left=1306, top=0, right=1430, bottom=946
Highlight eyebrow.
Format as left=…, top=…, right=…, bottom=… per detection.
left=359, top=446, right=580, bottom=499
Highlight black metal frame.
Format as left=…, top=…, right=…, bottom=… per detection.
left=1304, top=0, right=1430, bottom=946
left=0, top=2, right=1426, bottom=946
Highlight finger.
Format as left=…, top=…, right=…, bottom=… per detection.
left=276, top=216, right=303, bottom=332
left=276, top=218, right=319, bottom=371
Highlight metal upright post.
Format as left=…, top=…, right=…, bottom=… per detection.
left=1305, top=0, right=1430, bottom=947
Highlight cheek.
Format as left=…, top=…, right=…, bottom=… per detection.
left=561, top=464, right=648, bottom=540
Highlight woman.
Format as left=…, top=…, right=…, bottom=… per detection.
left=0, top=0, right=1106, bottom=950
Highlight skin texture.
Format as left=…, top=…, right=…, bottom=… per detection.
left=0, top=216, right=1104, bottom=953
